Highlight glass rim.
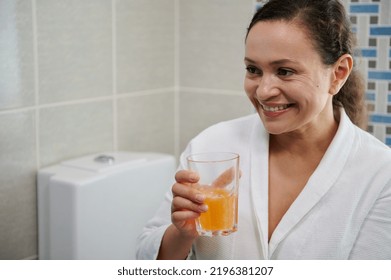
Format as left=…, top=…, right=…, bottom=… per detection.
left=186, top=152, right=239, bottom=163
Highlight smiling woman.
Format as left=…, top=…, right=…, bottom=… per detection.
left=137, top=0, right=391, bottom=260
left=244, top=20, right=346, bottom=137
left=247, top=0, right=367, bottom=130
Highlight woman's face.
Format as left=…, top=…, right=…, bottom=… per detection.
left=244, top=20, right=336, bottom=135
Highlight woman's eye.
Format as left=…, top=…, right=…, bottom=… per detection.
left=277, top=68, right=294, bottom=76
left=246, top=66, right=261, bottom=75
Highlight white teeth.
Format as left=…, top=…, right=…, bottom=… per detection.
left=262, top=104, right=290, bottom=112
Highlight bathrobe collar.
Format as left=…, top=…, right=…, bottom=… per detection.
left=249, top=109, right=355, bottom=259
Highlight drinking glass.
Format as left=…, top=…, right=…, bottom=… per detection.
left=187, top=152, right=240, bottom=237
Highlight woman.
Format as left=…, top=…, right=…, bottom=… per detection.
left=137, top=0, right=391, bottom=259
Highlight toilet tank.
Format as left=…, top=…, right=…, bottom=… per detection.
left=37, top=151, right=175, bottom=260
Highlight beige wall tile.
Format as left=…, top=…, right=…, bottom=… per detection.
left=116, top=0, right=175, bottom=93
left=117, top=91, right=175, bottom=154
left=39, top=101, right=113, bottom=167
left=179, top=90, right=254, bottom=151
left=36, top=0, right=112, bottom=104
left=0, top=112, right=37, bottom=259
left=179, top=0, right=253, bottom=91
left=0, top=0, right=35, bottom=110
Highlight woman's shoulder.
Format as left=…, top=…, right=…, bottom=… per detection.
left=353, top=125, right=391, bottom=169
left=186, top=114, right=260, bottom=151
left=195, top=114, right=258, bottom=138
left=340, top=110, right=391, bottom=164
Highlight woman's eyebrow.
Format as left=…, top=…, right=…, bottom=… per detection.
left=244, top=57, right=256, bottom=64
left=244, top=57, right=300, bottom=66
left=270, top=59, right=300, bottom=66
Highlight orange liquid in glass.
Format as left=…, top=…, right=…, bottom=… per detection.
left=198, top=188, right=238, bottom=231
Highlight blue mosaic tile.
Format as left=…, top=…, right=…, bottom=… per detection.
left=350, top=4, right=379, bottom=14
left=357, top=48, right=377, bottom=57
left=370, top=114, right=391, bottom=124
left=368, top=71, right=391, bottom=80
left=370, top=26, right=391, bottom=36
left=255, top=3, right=263, bottom=11
left=366, top=92, right=376, bottom=101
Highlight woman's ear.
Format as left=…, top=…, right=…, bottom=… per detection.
left=329, top=54, right=353, bottom=95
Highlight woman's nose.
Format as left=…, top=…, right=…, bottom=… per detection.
left=256, top=75, right=279, bottom=100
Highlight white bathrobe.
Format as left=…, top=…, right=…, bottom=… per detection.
left=137, top=110, right=391, bottom=260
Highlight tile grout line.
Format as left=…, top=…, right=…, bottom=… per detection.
left=174, top=0, right=180, bottom=159
left=116, top=87, right=176, bottom=98
left=180, top=86, right=245, bottom=96
left=112, top=0, right=118, bottom=152
left=0, top=86, right=242, bottom=116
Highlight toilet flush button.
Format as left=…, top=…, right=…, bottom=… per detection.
left=94, top=155, right=115, bottom=165
left=61, top=152, right=148, bottom=172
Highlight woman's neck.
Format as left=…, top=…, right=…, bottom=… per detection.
left=269, top=116, right=339, bottom=158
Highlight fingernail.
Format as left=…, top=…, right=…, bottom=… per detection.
left=189, top=172, right=199, bottom=182
left=200, top=204, right=208, bottom=212
left=195, top=194, right=205, bottom=203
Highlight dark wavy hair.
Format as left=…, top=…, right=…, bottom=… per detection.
left=247, top=0, right=367, bottom=128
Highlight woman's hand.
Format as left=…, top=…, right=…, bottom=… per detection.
left=171, top=170, right=208, bottom=239
left=158, top=168, right=238, bottom=259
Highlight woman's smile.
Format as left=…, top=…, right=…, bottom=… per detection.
left=262, top=103, right=291, bottom=112
left=261, top=103, right=294, bottom=118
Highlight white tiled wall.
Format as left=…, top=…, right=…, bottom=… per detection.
left=179, top=89, right=254, bottom=150
left=116, top=0, right=175, bottom=93
left=0, top=0, right=35, bottom=109
left=37, top=0, right=113, bottom=104
left=179, top=0, right=252, bottom=91
left=178, top=0, right=254, bottom=150
left=0, top=0, right=254, bottom=259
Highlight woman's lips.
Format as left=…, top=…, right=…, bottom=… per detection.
left=260, top=103, right=293, bottom=117
left=262, top=104, right=291, bottom=112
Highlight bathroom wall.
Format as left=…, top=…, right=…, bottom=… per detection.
left=178, top=0, right=255, bottom=150
left=0, top=0, right=176, bottom=260
left=0, top=0, right=254, bottom=259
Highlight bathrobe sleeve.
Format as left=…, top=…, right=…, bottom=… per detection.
left=136, top=147, right=190, bottom=260
left=135, top=189, right=173, bottom=260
